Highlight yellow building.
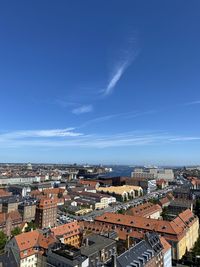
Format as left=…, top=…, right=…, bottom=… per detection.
left=172, top=209, right=199, bottom=259
left=95, top=209, right=199, bottom=260
left=75, top=208, right=93, bottom=216
left=97, top=185, right=143, bottom=201
left=51, top=221, right=81, bottom=248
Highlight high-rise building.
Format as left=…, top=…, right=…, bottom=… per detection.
left=35, top=198, right=57, bottom=229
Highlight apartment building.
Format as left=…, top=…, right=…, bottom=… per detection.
left=70, top=191, right=116, bottom=210
left=97, top=185, right=143, bottom=202
left=6, top=230, right=56, bottom=267
left=18, top=201, right=36, bottom=222
left=35, top=198, right=57, bottom=229
left=131, top=168, right=174, bottom=181
left=80, top=234, right=117, bottom=267
left=126, top=202, right=162, bottom=219
left=115, top=232, right=164, bottom=267
left=46, top=243, right=89, bottom=267
left=51, top=221, right=81, bottom=248
left=0, top=211, right=22, bottom=236
left=95, top=209, right=199, bottom=260
left=0, top=176, right=41, bottom=185
left=160, top=237, right=172, bottom=267
left=2, top=199, right=19, bottom=213
left=126, top=177, right=157, bottom=194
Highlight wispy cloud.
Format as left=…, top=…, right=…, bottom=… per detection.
left=72, top=105, right=93, bottom=115
left=184, top=100, right=200, bottom=106
left=0, top=128, right=82, bottom=140
left=80, top=109, right=156, bottom=128
left=103, top=33, right=139, bottom=96
left=104, top=61, right=130, bottom=96
left=1, top=128, right=200, bottom=149
left=169, top=136, right=200, bottom=141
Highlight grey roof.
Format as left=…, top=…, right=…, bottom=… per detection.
left=117, top=240, right=154, bottom=267
left=169, top=199, right=193, bottom=208
left=0, top=251, right=18, bottom=267
left=117, top=233, right=163, bottom=267
left=81, top=234, right=116, bottom=257
left=47, top=251, right=87, bottom=267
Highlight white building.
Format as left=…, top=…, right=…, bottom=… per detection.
left=131, top=167, right=174, bottom=181
left=0, top=176, right=41, bottom=185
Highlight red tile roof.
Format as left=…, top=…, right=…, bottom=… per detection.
left=160, top=236, right=171, bottom=254
left=15, top=230, right=56, bottom=259
left=126, top=202, right=162, bottom=217
left=51, top=221, right=80, bottom=238
left=95, top=209, right=197, bottom=240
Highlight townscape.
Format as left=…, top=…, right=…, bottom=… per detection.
left=0, top=164, right=200, bottom=267
left=1, top=1, right=200, bottom=267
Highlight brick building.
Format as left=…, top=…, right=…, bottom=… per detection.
left=35, top=198, right=57, bottom=229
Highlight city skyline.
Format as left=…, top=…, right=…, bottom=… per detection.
left=1, top=1, right=200, bottom=164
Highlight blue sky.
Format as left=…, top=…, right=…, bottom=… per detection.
left=1, top=1, right=200, bottom=165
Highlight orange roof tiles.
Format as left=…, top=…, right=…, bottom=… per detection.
left=126, top=202, right=162, bottom=217
left=0, top=189, right=12, bottom=197
left=51, top=221, right=80, bottom=238
left=160, top=236, right=171, bottom=254
left=159, top=197, right=170, bottom=206
left=15, top=230, right=56, bottom=259
left=38, top=198, right=57, bottom=208
left=79, top=180, right=99, bottom=187
left=95, top=211, right=190, bottom=238
left=78, top=220, right=144, bottom=240
left=15, top=231, right=40, bottom=251
left=0, top=211, right=22, bottom=224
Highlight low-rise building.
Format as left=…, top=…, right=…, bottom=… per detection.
left=46, top=243, right=89, bottom=267
left=18, top=201, right=36, bottom=222
left=6, top=230, right=56, bottom=267
left=131, top=168, right=174, bottom=181
left=69, top=191, right=116, bottom=210
left=126, top=202, right=162, bottom=219
left=95, top=209, right=199, bottom=260
left=0, top=176, right=41, bottom=185
left=8, top=185, right=31, bottom=197
left=168, top=199, right=194, bottom=216
left=159, top=197, right=171, bottom=208
left=126, top=177, right=157, bottom=194
left=0, top=189, right=12, bottom=198
left=160, top=237, right=172, bottom=267
left=80, top=234, right=117, bottom=267
left=115, top=232, right=164, bottom=267
left=0, top=211, right=22, bottom=236
left=2, top=199, right=19, bottom=213
left=97, top=185, right=143, bottom=202
left=51, top=222, right=81, bottom=248
left=157, top=179, right=169, bottom=189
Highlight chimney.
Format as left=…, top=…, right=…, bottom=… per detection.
left=126, top=234, right=130, bottom=249
left=111, top=254, right=117, bottom=267
left=85, top=238, right=89, bottom=247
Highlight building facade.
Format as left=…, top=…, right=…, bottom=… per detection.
left=51, top=222, right=81, bottom=248
left=95, top=209, right=199, bottom=260
left=35, top=198, right=57, bottom=229
left=97, top=185, right=143, bottom=202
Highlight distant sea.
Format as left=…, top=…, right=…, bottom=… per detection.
left=100, top=165, right=133, bottom=178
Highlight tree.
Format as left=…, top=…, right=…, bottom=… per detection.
left=195, top=199, right=200, bottom=219
left=0, top=231, right=7, bottom=251
left=149, top=198, right=158, bottom=204
left=25, top=221, right=37, bottom=232
left=161, top=207, right=168, bottom=220
left=11, top=227, right=21, bottom=236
